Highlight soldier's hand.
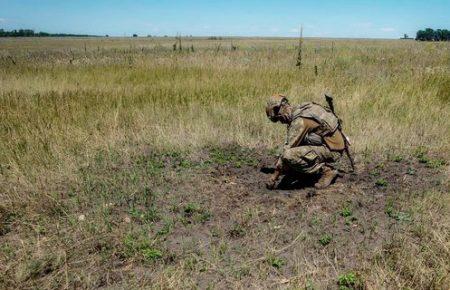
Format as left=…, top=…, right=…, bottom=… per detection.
left=266, top=179, right=276, bottom=190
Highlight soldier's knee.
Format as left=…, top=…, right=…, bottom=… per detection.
left=281, top=147, right=313, bottom=167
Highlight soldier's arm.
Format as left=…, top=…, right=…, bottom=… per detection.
left=267, top=118, right=317, bottom=189
left=283, top=118, right=318, bottom=152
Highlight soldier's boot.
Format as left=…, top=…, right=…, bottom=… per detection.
left=314, top=166, right=338, bottom=189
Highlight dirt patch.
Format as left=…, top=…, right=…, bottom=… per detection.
left=151, top=146, right=447, bottom=288
left=1, top=145, right=447, bottom=289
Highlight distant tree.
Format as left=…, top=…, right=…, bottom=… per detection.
left=424, top=28, right=435, bottom=40
left=0, top=28, right=98, bottom=37
left=133, top=34, right=138, bottom=37
left=416, top=28, right=450, bottom=41
left=435, top=29, right=450, bottom=41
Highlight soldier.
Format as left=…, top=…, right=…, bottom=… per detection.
left=265, top=94, right=346, bottom=190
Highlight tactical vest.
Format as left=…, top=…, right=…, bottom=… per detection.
left=292, top=102, right=339, bottom=137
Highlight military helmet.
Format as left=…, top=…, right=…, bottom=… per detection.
left=266, top=94, right=289, bottom=121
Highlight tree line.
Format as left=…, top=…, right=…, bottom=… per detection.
left=416, top=28, right=450, bottom=41
left=0, top=29, right=97, bottom=37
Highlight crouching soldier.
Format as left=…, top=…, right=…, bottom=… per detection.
left=265, top=94, right=346, bottom=190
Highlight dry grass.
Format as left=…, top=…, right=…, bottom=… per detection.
left=0, top=37, right=449, bottom=289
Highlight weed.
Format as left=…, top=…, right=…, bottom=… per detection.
left=341, top=206, right=353, bottom=217
left=394, top=211, right=412, bottom=222
left=195, top=210, right=212, bottom=223
left=210, top=226, right=221, bottom=238
left=319, top=234, right=332, bottom=246
left=414, top=146, right=428, bottom=159
left=209, top=146, right=258, bottom=168
left=183, top=203, right=201, bottom=217
left=385, top=199, right=395, bottom=217
left=425, top=158, right=446, bottom=168
left=375, top=178, right=388, bottom=187
left=181, top=203, right=211, bottom=224
left=310, top=214, right=322, bottom=226
left=385, top=200, right=412, bottom=222
left=406, top=167, right=416, bottom=175
left=141, top=248, right=163, bottom=262
left=337, top=271, right=361, bottom=289
left=229, top=223, right=246, bottom=238
left=234, top=266, right=250, bottom=279
left=305, top=279, right=316, bottom=290
left=129, top=207, right=160, bottom=223
left=123, top=232, right=163, bottom=263
left=267, top=256, right=285, bottom=269
left=392, top=155, right=403, bottom=162
left=369, top=169, right=380, bottom=177
left=157, top=220, right=173, bottom=236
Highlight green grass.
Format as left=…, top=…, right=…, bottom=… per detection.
left=0, top=37, right=448, bottom=289
left=341, top=206, right=353, bottom=217
left=319, top=234, right=332, bottom=246
left=337, top=271, right=361, bottom=289
left=375, top=178, right=388, bottom=187
left=267, top=256, right=285, bottom=269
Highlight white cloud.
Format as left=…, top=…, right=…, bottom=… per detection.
left=0, top=18, right=6, bottom=23
left=290, top=28, right=300, bottom=33
left=380, top=27, right=395, bottom=32
left=269, top=27, right=279, bottom=33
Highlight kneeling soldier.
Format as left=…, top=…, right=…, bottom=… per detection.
left=265, top=94, right=346, bottom=189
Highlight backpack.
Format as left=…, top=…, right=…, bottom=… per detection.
left=291, top=102, right=339, bottom=137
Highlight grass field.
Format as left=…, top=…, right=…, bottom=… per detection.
left=0, top=37, right=449, bottom=289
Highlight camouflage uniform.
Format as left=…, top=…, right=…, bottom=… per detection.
left=276, top=103, right=345, bottom=175
left=266, top=94, right=347, bottom=189
left=278, top=117, right=343, bottom=174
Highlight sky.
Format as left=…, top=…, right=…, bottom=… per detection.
left=1, top=0, right=449, bottom=38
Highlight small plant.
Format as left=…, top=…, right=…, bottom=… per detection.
left=385, top=201, right=412, bottom=222
left=406, top=167, right=416, bottom=175
left=182, top=203, right=211, bottom=224
left=385, top=199, right=395, bottom=217
left=123, top=233, right=163, bottom=263
left=337, top=271, right=360, bottom=289
left=129, top=207, right=160, bottom=223
left=305, top=279, right=315, bottom=290
left=195, top=210, right=212, bottom=223
left=394, top=211, right=412, bottom=222
left=267, top=256, right=285, bottom=269
left=375, top=178, right=388, bottom=187
left=141, top=248, right=163, bottom=261
left=414, top=146, right=428, bottom=159
left=319, top=234, right=332, bottom=246
left=234, top=266, right=250, bottom=279
left=183, top=203, right=200, bottom=217
left=415, top=148, right=446, bottom=168
left=209, top=146, right=258, bottom=167
left=425, top=158, right=446, bottom=168
left=392, top=155, right=403, bottom=162
left=341, top=206, right=352, bottom=217
left=229, top=223, right=246, bottom=238
left=157, top=220, right=173, bottom=236
left=368, top=169, right=380, bottom=177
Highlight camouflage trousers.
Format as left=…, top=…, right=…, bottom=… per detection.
left=280, top=145, right=341, bottom=174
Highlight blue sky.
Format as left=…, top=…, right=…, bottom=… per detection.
left=1, top=0, right=449, bottom=38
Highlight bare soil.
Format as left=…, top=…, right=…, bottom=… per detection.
left=0, top=145, right=448, bottom=289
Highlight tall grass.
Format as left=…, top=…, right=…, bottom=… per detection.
left=0, top=36, right=449, bottom=289
left=1, top=38, right=449, bottom=190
